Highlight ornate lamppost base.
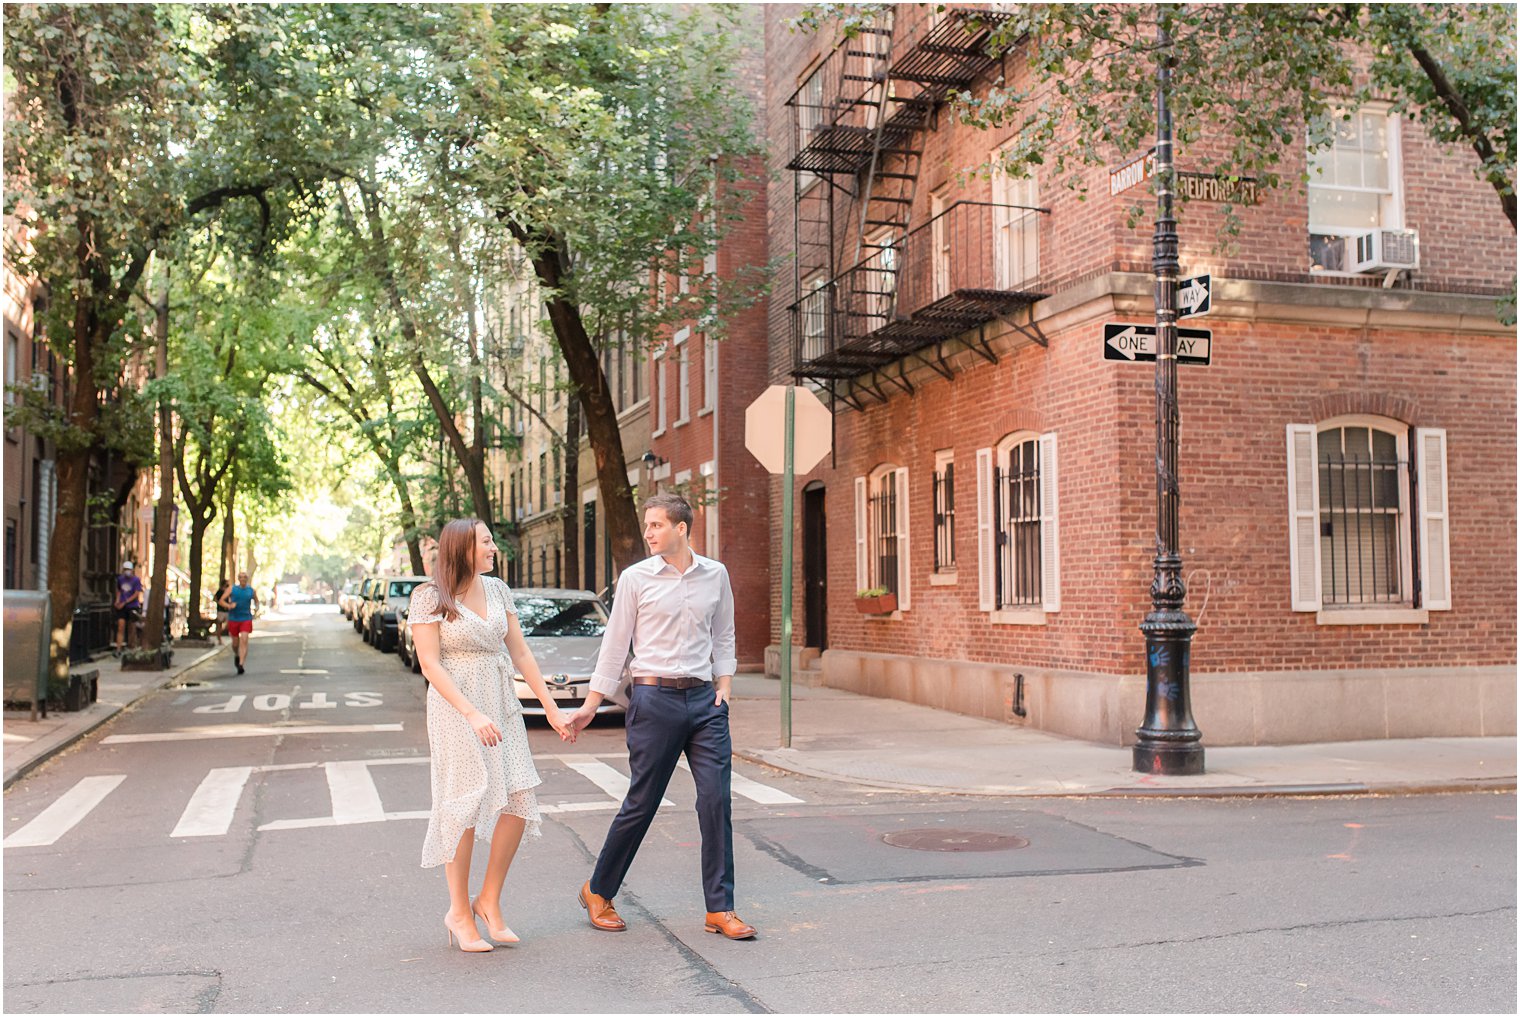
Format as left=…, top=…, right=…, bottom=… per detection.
left=1132, top=742, right=1206, bottom=775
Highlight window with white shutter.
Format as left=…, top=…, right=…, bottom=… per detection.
left=1038, top=431, right=1060, bottom=613
left=1415, top=427, right=1451, bottom=610
left=854, top=476, right=869, bottom=593
left=976, top=448, right=995, bottom=611
left=865, top=464, right=905, bottom=608
left=1286, top=416, right=1445, bottom=618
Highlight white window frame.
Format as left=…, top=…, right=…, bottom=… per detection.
left=930, top=448, right=957, bottom=585
left=1307, top=104, right=1405, bottom=275
left=856, top=463, right=911, bottom=615
left=977, top=431, right=1059, bottom=623
left=1285, top=416, right=1447, bottom=623
left=930, top=188, right=951, bottom=300
left=700, top=333, right=716, bottom=415
left=864, top=226, right=898, bottom=325
left=652, top=346, right=668, bottom=437
left=991, top=141, right=1040, bottom=290
left=673, top=327, right=691, bottom=426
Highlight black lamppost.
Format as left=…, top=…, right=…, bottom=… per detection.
left=1133, top=18, right=1205, bottom=775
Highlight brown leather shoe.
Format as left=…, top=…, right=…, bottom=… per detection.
left=704, top=911, right=756, bottom=940
left=579, top=880, right=626, bottom=931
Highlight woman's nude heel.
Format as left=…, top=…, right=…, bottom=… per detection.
left=445, top=913, right=494, bottom=953
left=472, top=898, right=521, bottom=944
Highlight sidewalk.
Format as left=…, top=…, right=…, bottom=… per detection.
left=729, top=673, right=1517, bottom=798
left=2, top=642, right=228, bottom=789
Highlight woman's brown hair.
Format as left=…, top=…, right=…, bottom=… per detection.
left=430, top=517, right=485, bottom=623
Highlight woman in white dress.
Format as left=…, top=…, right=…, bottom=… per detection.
left=410, top=517, right=575, bottom=953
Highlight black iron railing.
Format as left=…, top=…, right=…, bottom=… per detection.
left=870, top=478, right=899, bottom=596
left=791, top=201, right=1048, bottom=381
left=1319, top=452, right=1407, bottom=605
left=994, top=440, right=1042, bottom=609
left=933, top=464, right=956, bottom=571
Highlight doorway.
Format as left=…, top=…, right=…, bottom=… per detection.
left=582, top=500, right=597, bottom=592
left=803, top=482, right=828, bottom=652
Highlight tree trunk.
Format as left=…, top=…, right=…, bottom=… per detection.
left=185, top=508, right=212, bottom=637
left=46, top=230, right=104, bottom=684
left=219, top=474, right=237, bottom=591
left=144, top=266, right=172, bottom=653
left=561, top=396, right=581, bottom=588
left=520, top=237, right=642, bottom=574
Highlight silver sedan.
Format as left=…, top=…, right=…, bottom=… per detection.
left=506, top=587, right=630, bottom=719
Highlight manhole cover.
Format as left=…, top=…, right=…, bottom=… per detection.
left=882, top=829, right=1030, bottom=853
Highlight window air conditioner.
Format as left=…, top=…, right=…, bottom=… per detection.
left=1348, top=228, right=1419, bottom=273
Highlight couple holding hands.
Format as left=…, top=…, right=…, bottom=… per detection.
left=411, top=494, right=754, bottom=953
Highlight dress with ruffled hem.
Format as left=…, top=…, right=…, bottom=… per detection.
left=414, top=577, right=543, bottom=868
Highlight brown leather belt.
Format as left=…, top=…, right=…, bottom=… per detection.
left=633, top=675, right=707, bottom=690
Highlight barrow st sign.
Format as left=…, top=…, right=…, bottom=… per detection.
left=1102, top=323, right=1213, bottom=366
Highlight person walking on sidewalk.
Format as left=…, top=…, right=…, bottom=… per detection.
left=112, top=561, right=144, bottom=656
left=410, top=517, right=577, bottom=953
left=566, top=493, right=755, bottom=941
left=219, top=572, right=258, bottom=675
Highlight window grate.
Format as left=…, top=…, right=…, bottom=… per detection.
left=1319, top=450, right=1406, bottom=605
left=932, top=463, right=956, bottom=571
left=994, top=439, right=1041, bottom=608
left=870, top=473, right=899, bottom=596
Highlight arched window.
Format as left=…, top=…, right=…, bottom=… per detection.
left=854, top=463, right=910, bottom=611
left=976, top=431, right=1060, bottom=617
left=1286, top=417, right=1450, bottom=614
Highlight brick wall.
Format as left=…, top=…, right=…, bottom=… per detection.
left=762, top=4, right=1517, bottom=678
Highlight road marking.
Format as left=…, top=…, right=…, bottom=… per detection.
left=4, top=775, right=126, bottom=848
left=677, top=758, right=804, bottom=804
left=562, top=758, right=674, bottom=808
left=103, top=723, right=403, bottom=743
left=280, top=669, right=329, bottom=675
left=326, top=761, right=385, bottom=825
left=172, top=767, right=254, bottom=838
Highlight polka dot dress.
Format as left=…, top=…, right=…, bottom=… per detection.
left=413, top=576, right=543, bottom=868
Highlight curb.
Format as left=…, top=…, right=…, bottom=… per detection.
left=735, top=749, right=1518, bottom=801
left=2, top=644, right=227, bottom=790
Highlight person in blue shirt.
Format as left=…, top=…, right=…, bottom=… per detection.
left=113, top=561, right=144, bottom=655
left=219, top=571, right=259, bottom=675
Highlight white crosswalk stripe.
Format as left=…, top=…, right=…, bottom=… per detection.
left=4, top=775, right=126, bottom=848
left=6, top=753, right=805, bottom=848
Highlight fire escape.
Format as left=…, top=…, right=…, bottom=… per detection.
left=786, top=7, right=1048, bottom=409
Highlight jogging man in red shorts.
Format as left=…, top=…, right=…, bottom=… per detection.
left=219, top=571, right=259, bottom=674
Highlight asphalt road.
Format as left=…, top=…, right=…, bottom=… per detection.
left=4, top=608, right=1515, bottom=1013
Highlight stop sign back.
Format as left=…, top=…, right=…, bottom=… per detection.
left=744, top=385, right=832, bottom=475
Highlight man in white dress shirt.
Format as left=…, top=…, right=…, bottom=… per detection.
left=567, top=493, right=756, bottom=940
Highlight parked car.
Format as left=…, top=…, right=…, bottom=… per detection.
left=507, top=587, right=630, bottom=719
left=338, top=580, right=361, bottom=619
left=353, top=578, right=379, bottom=633
left=397, top=603, right=423, bottom=674
left=364, top=575, right=426, bottom=652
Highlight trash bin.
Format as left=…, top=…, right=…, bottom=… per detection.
left=3, top=590, right=52, bottom=721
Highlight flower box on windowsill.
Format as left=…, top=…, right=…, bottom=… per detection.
left=854, top=593, right=898, bottom=615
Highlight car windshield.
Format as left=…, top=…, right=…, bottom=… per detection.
left=514, top=595, right=608, bottom=637
left=389, top=580, right=423, bottom=598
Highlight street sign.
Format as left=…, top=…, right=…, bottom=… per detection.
left=745, top=384, right=832, bottom=475
left=1178, top=274, right=1211, bottom=318
left=1178, top=172, right=1261, bottom=205
left=1102, top=323, right=1213, bottom=366
left=1109, top=149, right=1157, bottom=197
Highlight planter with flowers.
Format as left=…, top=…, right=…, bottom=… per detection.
left=854, top=587, right=898, bottom=615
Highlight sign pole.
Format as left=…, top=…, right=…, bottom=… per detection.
left=779, top=385, right=796, bottom=748
left=1134, top=16, right=1204, bottom=775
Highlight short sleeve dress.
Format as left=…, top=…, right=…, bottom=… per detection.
left=413, top=576, right=543, bottom=868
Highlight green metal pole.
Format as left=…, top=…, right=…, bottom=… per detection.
left=779, top=385, right=796, bottom=748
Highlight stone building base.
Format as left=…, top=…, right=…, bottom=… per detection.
left=766, top=646, right=1516, bottom=746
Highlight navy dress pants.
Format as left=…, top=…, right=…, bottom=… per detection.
left=590, top=684, right=734, bottom=912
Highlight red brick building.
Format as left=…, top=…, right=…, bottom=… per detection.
left=646, top=5, right=773, bottom=670
left=762, top=5, right=1516, bottom=744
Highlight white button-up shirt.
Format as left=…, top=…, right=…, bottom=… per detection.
left=590, top=552, right=738, bottom=697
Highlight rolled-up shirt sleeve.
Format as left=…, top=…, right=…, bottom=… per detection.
left=591, top=574, right=639, bottom=697
left=711, top=565, right=737, bottom=678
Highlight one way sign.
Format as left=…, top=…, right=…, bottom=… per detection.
left=1178, top=273, right=1212, bottom=318
left=1103, top=323, right=1213, bottom=366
